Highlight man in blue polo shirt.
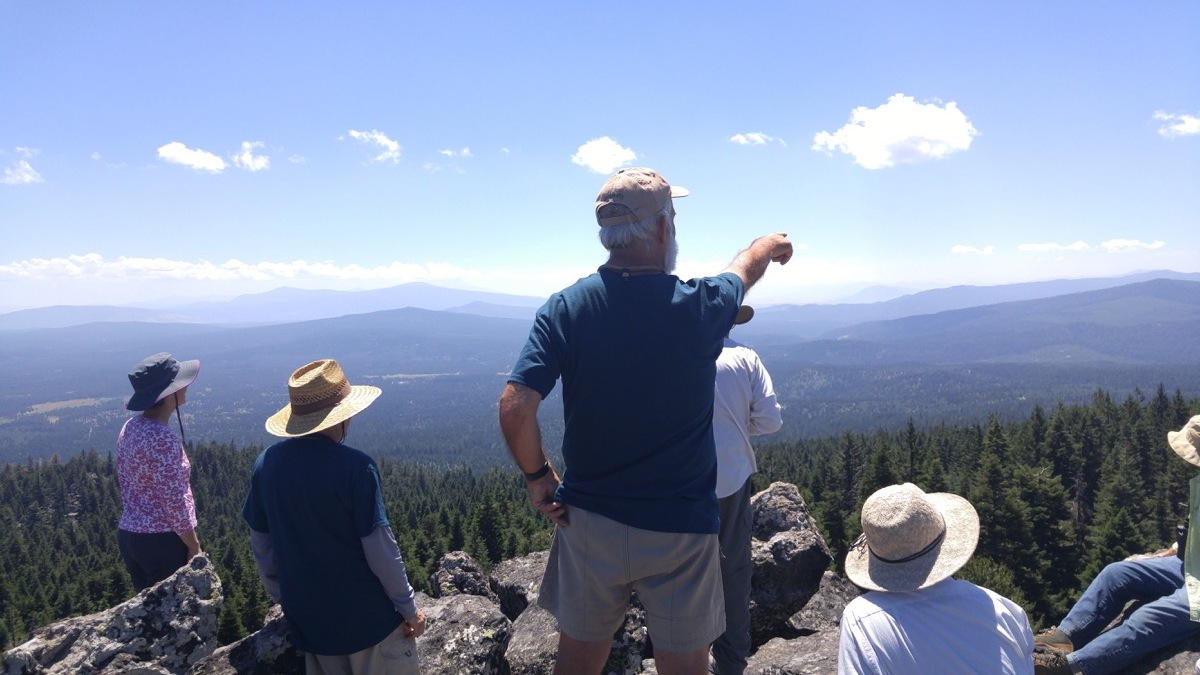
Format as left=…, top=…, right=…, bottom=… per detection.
left=498, top=166, right=793, bottom=675
left=244, top=359, right=426, bottom=675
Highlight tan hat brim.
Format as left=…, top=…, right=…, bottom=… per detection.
left=1170, top=430, right=1200, bottom=467
left=844, top=492, right=980, bottom=592
left=264, top=385, right=381, bottom=437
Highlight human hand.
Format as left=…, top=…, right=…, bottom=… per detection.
left=403, top=609, right=426, bottom=638
left=526, top=472, right=569, bottom=526
left=759, top=232, right=793, bottom=265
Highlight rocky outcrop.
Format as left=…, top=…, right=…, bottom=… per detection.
left=26, top=482, right=1200, bottom=673
left=0, top=485, right=837, bottom=674
left=744, top=572, right=859, bottom=674
left=2, top=555, right=222, bottom=674
left=749, top=482, right=834, bottom=647
left=189, top=606, right=299, bottom=675
left=488, top=549, right=548, bottom=621
left=430, top=550, right=500, bottom=604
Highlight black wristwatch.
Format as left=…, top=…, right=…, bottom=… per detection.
left=524, top=461, right=551, bottom=481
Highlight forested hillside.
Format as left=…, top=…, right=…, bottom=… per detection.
left=1, top=385, right=1197, bottom=651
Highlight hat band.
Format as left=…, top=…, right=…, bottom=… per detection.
left=871, top=530, right=946, bottom=564
left=290, top=381, right=352, bottom=415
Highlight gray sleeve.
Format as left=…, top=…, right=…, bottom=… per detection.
left=248, top=528, right=282, bottom=604
left=362, top=525, right=419, bottom=621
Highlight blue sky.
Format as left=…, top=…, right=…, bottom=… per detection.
left=2, top=1, right=1197, bottom=312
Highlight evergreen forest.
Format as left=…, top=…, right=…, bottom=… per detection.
left=1, top=384, right=1197, bottom=652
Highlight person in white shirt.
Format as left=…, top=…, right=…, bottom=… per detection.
left=838, top=483, right=1035, bottom=675
left=710, top=305, right=783, bottom=675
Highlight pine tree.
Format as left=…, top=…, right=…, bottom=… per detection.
left=1081, top=438, right=1150, bottom=579
left=858, top=437, right=898, bottom=504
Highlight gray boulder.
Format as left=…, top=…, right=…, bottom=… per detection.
left=417, top=591, right=511, bottom=674
left=189, top=606, right=301, bottom=675
left=505, top=599, right=647, bottom=675
left=745, top=635, right=840, bottom=675
left=2, top=556, right=222, bottom=675
left=786, top=572, right=860, bottom=634
left=743, top=570, right=859, bottom=673
left=489, top=550, right=548, bottom=621
left=749, top=482, right=834, bottom=647
left=430, top=550, right=499, bottom=604
left=501, top=604, right=559, bottom=675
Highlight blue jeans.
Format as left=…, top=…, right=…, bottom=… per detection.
left=1062, top=556, right=1200, bottom=675
left=712, top=478, right=754, bottom=675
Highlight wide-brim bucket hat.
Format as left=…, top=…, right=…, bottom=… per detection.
left=126, top=352, right=200, bottom=411
left=845, top=483, right=980, bottom=593
left=265, top=359, right=380, bottom=438
left=1169, top=415, right=1200, bottom=468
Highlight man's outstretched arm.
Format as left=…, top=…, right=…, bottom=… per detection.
left=723, top=232, right=794, bottom=292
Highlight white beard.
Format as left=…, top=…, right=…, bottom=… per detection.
left=664, top=236, right=679, bottom=273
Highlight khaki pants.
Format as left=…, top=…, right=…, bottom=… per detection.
left=305, top=624, right=419, bottom=675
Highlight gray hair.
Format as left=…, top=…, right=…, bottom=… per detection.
left=597, top=204, right=670, bottom=250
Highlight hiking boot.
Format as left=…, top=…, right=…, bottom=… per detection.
left=1033, top=645, right=1072, bottom=675
left=1034, top=626, right=1074, bottom=654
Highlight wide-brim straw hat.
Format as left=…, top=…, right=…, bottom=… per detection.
left=265, top=359, right=381, bottom=438
left=1169, top=415, right=1200, bottom=468
left=845, top=483, right=980, bottom=593
left=126, top=352, right=200, bottom=411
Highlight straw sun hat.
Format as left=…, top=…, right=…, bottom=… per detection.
left=265, top=359, right=381, bottom=438
left=845, top=483, right=980, bottom=593
left=1169, top=415, right=1200, bottom=468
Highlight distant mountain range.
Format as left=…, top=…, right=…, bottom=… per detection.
left=6, top=270, right=1199, bottom=333
left=739, top=270, right=1200, bottom=340
left=0, top=282, right=546, bottom=330
left=752, top=278, right=1200, bottom=365
left=2, top=271, right=1199, bottom=464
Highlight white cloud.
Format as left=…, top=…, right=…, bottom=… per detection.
left=2, top=147, right=44, bottom=185
left=157, top=142, right=227, bottom=173
left=951, top=244, right=994, bottom=255
left=1154, top=111, right=1200, bottom=138
left=346, top=129, right=401, bottom=163
left=571, top=137, right=637, bottom=174
left=91, top=152, right=102, bottom=161
left=232, top=141, right=270, bottom=171
left=438, top=147, right=472, bottom=158
left=1018, top=241, right=1090, bottom=252
left=812, top=93, right=978, bottom=169
left=1101, top=238, right=1165, bottom=252
left=730, top=132, right=785, bottom=146
left=0, top=253, right=479, bottom=284
left=2, top=160, right=42, bottom=185
left=288, top=154, right=307, bottom=164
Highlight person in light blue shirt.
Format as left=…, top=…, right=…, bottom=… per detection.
left=838, top=483, right=1035, bottom=675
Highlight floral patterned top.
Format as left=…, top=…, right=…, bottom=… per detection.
left=116, top=415, right=198, bottom=534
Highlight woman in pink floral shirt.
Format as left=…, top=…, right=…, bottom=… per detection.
left=116, top=352, right=202, bottom=591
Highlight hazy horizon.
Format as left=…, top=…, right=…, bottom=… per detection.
left=4, top=268, right=1197, bottom=316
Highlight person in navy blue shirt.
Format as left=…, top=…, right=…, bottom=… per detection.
left=499, top=167, right=793, bottom=675
left=244, top=359, right=425, bottom=675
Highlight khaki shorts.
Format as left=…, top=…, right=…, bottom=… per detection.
left=305, top=623, right=419, bottom=675
left=536, top=505, right=725, bottom=653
